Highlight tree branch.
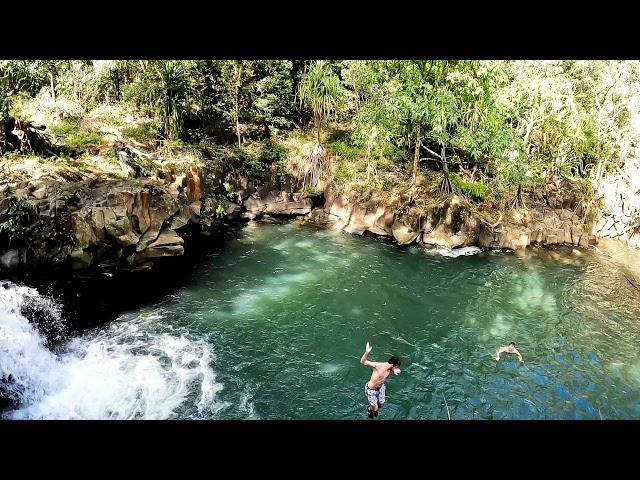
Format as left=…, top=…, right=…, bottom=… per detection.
left=424, top=146, right=442, bottom=159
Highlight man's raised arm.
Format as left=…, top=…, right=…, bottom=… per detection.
left=360, top=342, right=378, bottom=367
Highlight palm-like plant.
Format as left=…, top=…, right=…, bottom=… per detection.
left=298, top=60, right=344, bottom=143
left=158, top=61, right=188, bottom=140
left=139, top=61, right=189, bottom=140
left=296, top=61, right=345, bottom=188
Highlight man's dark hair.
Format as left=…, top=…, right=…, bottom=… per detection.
left=508, top=342, right=516, bottom=347
left=388, top=356, right=401, bottom=366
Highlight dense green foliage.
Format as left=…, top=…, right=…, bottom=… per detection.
left=2, top=59, right=639, bottom=208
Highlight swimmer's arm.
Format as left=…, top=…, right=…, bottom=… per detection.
left=360, top=342, right=380, bottom=368
left=495, top=347, right=506, bottom=360
left=514, top=349, right=524, bottom=362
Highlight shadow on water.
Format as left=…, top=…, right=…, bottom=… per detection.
left=0, top=224, right=248, bottom=337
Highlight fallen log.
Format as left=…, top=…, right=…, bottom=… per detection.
left=1, top=117, right=59, bottom=156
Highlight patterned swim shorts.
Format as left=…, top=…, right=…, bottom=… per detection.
left=365, top=383, right=386, bottom=406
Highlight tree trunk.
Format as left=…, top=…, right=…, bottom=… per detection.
left=234, top=62, right=243, bottom=148
left=49, top=71, right=56, bottom=103
left=439, top=145, right=453, bottom=194
left=412, top=129, right=420, bottom=187
left=113, top=69, right=121, bottom=102
left=316, top=112, right=322, bottom=144
left=511, top=184, right=527, bottom=210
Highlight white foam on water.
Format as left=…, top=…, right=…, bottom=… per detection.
left=425, top=246, right=483, bottom=257
left=239, top=384, right=259, bottom=419
left=0, top=283, right=225, bottom=420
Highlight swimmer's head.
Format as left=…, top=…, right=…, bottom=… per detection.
left=388, top=356, right=401, bottom=367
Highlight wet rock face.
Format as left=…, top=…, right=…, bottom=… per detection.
left=0, top=373, right=23, bottom=411
left=244, top=190, right=313, bottom=216
left=0, top=168, right=204, bottom=272
left=0, top=163, right=317, bottom=273
left=307, top=193, right=598, bottom=252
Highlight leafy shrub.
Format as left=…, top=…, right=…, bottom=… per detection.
left=0, top=199, right=37, bottom=249
left=326, top=139, right=361, bottom=160
left=450, top=172, right=489, bottom=202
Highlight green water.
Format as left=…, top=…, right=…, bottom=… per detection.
left=63, top=221, right=640, bottom=419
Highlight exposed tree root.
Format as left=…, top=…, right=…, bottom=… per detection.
left=297, top=142, right=325, bottom=190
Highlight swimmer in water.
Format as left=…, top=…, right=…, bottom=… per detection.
left=495, top=342, right=524, bottom=363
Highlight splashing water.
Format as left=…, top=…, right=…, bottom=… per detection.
left=0, top=283, right=225, bottom=419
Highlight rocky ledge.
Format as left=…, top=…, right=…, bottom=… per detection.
left=0, top=162, right=606, bottom=274
left=0, top=165, right=317, bottom=273
left=305, top=190, right=597, bottom=251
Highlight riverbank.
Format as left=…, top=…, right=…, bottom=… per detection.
left=0, top=150, right=603, bottom=276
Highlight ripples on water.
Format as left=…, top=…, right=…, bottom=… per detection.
left=2, top=221, right=640, bottom=419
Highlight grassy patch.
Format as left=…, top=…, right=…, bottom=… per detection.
left=66, top=130, right=103, bottom=146
left=49, top=120, right=80, bottom=136
left=121, top=122, right=160, bottom=142
left=50, top=119, right=104, bottom=147
left=450, top=172, right=489, bottom=202
left=326, top=139, right=362, bottom=161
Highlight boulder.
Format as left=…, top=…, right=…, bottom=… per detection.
left=244, top=190, right=313, bottom=216
left=70, top=249, right=93, bottom=270
left=169, top=204, right=197, bottom=230
left=131, top=191, right=151, bottom=234
left=189, top=201, right=202, bottom=217
left=326, top=196, right=353, bottom=219
left=344, top=205, right=367, bottom=235
left=14, top=189, right=28, bottom=199
left=103, top=209, right=139, bottom=247
left=225, top=201, right=242, bottom=219
left=391, top=217, right=419, bottom=245
left=136, top=193, right=180, bottom=251
left=33, top=186, right=48, bottom=200
left=71, top=209, right=98, bottom=249
left=306, top=207, right=338, bottom=226
left=148, top=229, right=184, bottom=248
left=136, top=229, right=184, bottom=261
left=0, top=250, right=20, bottom=270
left=185, top=165, right=203, bottom=203
left=422, top=228, right=466, bottom=249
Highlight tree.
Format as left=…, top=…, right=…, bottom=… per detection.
left=220, top=60, right=248, bottom=147
left=296, top=60, right=346, bottom=188
left=130, top=61, right=191, bottom=140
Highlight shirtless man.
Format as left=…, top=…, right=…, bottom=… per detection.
left=495, top=342, right=524, bottom=362
left=360, top=341, right=401, bottom=419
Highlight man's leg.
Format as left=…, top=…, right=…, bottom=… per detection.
left=375, top=384, right=385, bottom=417
left=365, top=385, right=378, bottom=418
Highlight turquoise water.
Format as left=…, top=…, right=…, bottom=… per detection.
left=5, top=220, right=640, bottom=419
